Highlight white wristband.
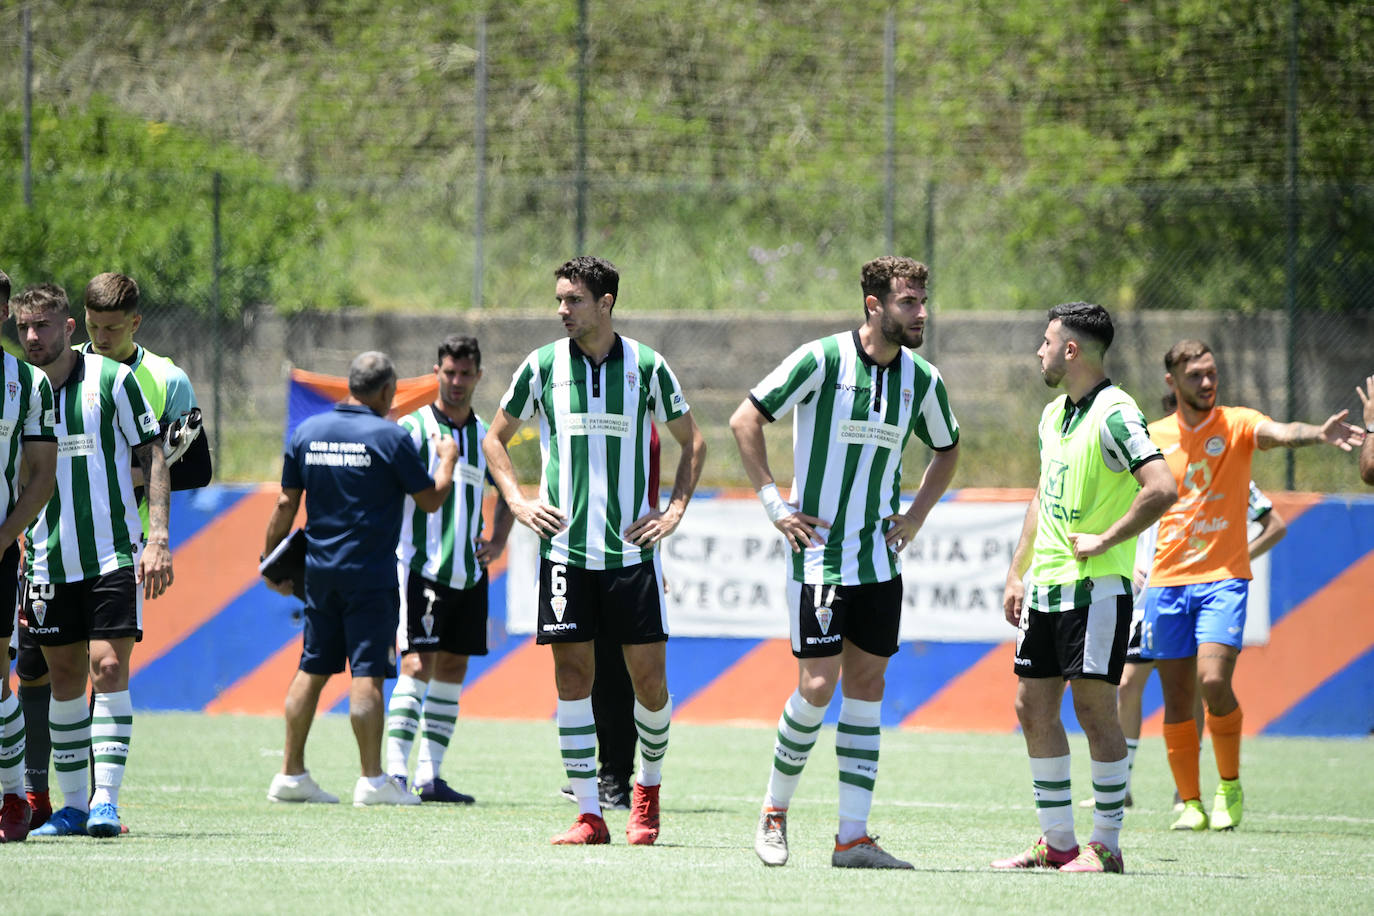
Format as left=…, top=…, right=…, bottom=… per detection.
left=758, top=483, right=793, bottom=524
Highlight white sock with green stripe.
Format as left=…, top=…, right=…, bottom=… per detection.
left=1029, top=754, right=1075, bottom=852
left=1123, top=738, right=1139, bottom=795
left=50, top=695, right=91, bottom=813
left=764, top=690, right=825, bottom=810
left=415, top=679, right=461, bottom=785
left=385, top=675, right=426, bottom=778
left=1088, top=755, right=1128, bottom=852
left=0, top=693, right=24, bottom=795
left=836, top=696, right=881, bottom=844
left=91, top=690, right=133, bottom=808
left=634, top=696, right=671, bottom=787
left=558, top=697, right=599, bottom=815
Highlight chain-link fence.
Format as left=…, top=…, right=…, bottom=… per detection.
left=1, top=2, right=1370, bottom=489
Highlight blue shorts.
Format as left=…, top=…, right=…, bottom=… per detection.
left=300, top=580, right=399, bottom=678
left=1140, top=578, right=1248, bottom=660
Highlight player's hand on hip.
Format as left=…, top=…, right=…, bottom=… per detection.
left=138, top=541, right=174, bottom=600
left=513, top=496, right=566, bottom=536
left=775, top=512, right=829, bottom=554
left=625, top=505, right=681, bottom=547
left=883, top=512, right=921, bottom=552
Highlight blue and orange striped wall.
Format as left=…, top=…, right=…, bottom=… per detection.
left=134, top=487, right=1374, bottom=737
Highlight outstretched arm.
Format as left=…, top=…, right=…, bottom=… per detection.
left=1256, top=412, right=1364, bottom=452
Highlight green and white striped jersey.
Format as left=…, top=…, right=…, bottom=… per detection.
left=749, top=330, right=960, bottom=585
left=397, top=405, right=489, bottom=590
left=499, top=335, right=690, bottom=570
left=0, top=352, right=57, bottom=517
left=26, top=353, right=161, bottom=584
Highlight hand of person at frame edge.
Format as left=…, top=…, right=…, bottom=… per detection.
left=1319, top=409, right=1364, bottom=451
left=138, top=540, right=174, bottom=600
left=263, top=575, right=294, bottom=597
left=774, top=508, right=830, bottom=554
left=1002, top=577, right=1025, bottom=627
left=511, top=495, right=566, bottom=537
left=1355, top=375, right=1374, bottom=429
left=474, top=535, right=507, bottom=568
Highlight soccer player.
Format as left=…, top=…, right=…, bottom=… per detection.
left=264, top=351, right=457, bottom=807
left=1358, top=374, right=1374, bottom=486
left=996, top=302, right=1175, bottom=874
left=1104, top=479, right=1284, bottom=811
left=19, top=271, right=211, bottom=829
left=483, top=256, right=707, bottom=846
left=384, top=334, right=513, bottom=803
left=731, top=256, right=960, bottom=870
left=1143, top=340, right=1363, bottom=832
left=0, top=270, right=58, bottom=844
left=12, top=283, right=174, bottom=838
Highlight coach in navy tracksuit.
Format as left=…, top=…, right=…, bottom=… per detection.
left=261, top=351, right=458, bottom=807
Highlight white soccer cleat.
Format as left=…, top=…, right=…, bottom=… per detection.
left=267, top=771, right=339, bottom=804
left=754, top=808, right=789, bottom=866
left=353, top=775, right=422, bottom=807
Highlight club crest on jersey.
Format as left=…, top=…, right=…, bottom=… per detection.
left=86, top=391, right=99, bottom=411
left=1205, top=436, right=1225, bottom=457
left=551, top=595, right=567, bottom=622
left=902, top=387, right=912, bottom=408
left=626, top=370, right=637, bottom=391
left=30, top=599, right=47, bottom=626
left=5, top=382, right=17, bottom=400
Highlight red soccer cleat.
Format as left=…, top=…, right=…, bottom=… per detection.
left=991, top=835, right=1079, bottom=870
left=626, top=782, right=660, bottom=846
left=551, top=812, right=610, bottom=845
left=25, top=791, right=51, bottom=831
left=0, top=793, right=32, bottom=843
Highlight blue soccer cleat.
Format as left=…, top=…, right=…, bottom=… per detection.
left=86, top=803, right=123, bottom=838
left=31, top=806, right=89, bottom=837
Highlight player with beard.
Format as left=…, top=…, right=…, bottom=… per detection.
left=731, top=256, right=960, bottom=869
left=1143, top=340, right=1362, bottom=832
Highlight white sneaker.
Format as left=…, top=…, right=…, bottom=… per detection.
left=267, top=771, right=339, bottom=804
left=353, top=775, right=422, bottom=807
left=754, top=808, right=789, bottom=866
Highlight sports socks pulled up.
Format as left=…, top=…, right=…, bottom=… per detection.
left=90, top=690, right=133, bottom=808
left=633, top=696, right=671, bottom=788
left=836, top=696, right=882, bottom=845
left=50, top=695, right=91, bottom=813
left=557, top=697, right=599, bottom=815
left=1029, top=754, right=1075, bottom=853
left=384, top=674, right=426, bottom=778
left=0, top=693, right=25, bottom=795
left=1087, top=755, right=1128, bottom=852
left=763, top=690, right=825, bottom=810
left=415, top=679, right=462, bottom=785
left=1206, top=705, right=1243, bottom=782
left=1163, top=718, right=1202, bottom=802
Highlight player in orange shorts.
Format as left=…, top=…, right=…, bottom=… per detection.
left=1141, top=340, right=1363, bottom=831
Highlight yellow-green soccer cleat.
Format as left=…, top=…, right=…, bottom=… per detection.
left=1210, top=778, right=1243, bottom=830
left=1170, top=798, right=1210, bottom=831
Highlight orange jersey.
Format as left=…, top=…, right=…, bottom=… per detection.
left=1148, top=405, right=1270, bottom=586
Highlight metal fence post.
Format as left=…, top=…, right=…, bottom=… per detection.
left=575, top=0, right=588, bottom=254
left=473, top=13, right=487, bottom=310
left=1283, top=0, right=1301, bottom=489
left=883, top=6, right=896, bottom=255
left=22, top=4, right=33, bottom=208
left=212, top=171, right=223, bottom=478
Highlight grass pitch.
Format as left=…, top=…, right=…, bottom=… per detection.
left=6, top=714, right=1372, bottom=914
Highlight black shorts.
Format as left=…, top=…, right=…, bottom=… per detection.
left=21, top=567, right=141, bottom=648
left=787, top=578, right=903, bottom=659
left=0, top=542, right=20, bottom=642
left=399, top=570, right=489, bottom=657
left=300, top=579, right=399, bottom=679
left=1124, top=616, right=1146, bottom=664
left=535, top=556, right=667, bottom=645
left=1013, top=594, right=1132, bottom=684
